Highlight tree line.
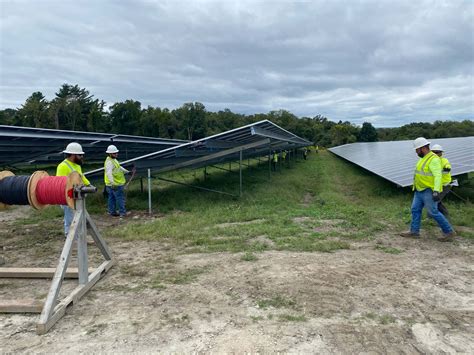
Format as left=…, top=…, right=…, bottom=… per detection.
left=0, top=84, right=472, bottom=147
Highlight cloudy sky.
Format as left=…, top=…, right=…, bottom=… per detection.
left=0, top=0, right=473, bottom=126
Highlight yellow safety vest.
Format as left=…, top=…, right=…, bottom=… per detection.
left=441, top=157, right=452, bottom=186
left=104, top=157, right=126, bottom=186
left=56, top=159, right=90, bottom=186
left=282, top=151, right=287, bottom=159
left=273, top=153, right=278, bottom=163
left=413, top=151, right=442, bottom=192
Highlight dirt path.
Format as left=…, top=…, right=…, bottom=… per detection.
left=0, top=213, right=473, bottom=352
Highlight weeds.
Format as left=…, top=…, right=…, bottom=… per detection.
left=241, top=252, right=258, bottom=261
left=257, top=296, right=297, bottom=310
left=375, top=245, right=403, bottom=254
left=278, top=314, right=307, bottom=322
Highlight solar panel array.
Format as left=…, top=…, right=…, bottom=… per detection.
left=328, top=137, right=474, bottom=187
left=86, top=120, right=312, bottom=178
left=0, top=125, right=186, bottom=167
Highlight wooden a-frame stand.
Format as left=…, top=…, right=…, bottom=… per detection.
left=0, top=187, right=114, bottom=335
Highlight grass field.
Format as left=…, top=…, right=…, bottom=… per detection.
left=21, top=150, right=474, bottom=246
left=2, top=150, right=473, bottom=352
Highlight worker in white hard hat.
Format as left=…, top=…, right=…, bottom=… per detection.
left=400, top=137, right=455, bottom=242
left=104, top=145, right=131, bottom=218
left=56, top=142, right=91, bottom=236
left=431, top=144, right=452, bottom=217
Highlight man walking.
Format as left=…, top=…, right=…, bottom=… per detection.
left=104, top=145, right=130, bottom=218
left=56, top=142, right=90, bottom=236
left=431, top=144, right=452, bottom=217
left=400, top=137, right=455, bottom=242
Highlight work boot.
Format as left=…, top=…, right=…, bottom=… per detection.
left=437, top=231, right=456, bottom=242
left=400, top=231, right=420, bottom=238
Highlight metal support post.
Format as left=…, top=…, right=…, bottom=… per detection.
left=140, top=177, right=144, bottom=193
left=268, top=147, right=271, bottom=179
left=239, top=149, right=243, bottom=197
left=147, top=169, right=152, bottom=215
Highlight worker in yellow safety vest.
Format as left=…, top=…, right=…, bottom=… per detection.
left=56, top=142, right=90, bottom=237
left=104, top=145, right=131, bottom=218
left=271, top=151, right=278, bottom=171
left=431, top=144, right=452, bottom=217
left=400, top=137, right=455, bottom=242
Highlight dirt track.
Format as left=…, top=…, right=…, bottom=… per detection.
left=1, top=210, right=473, bottom=353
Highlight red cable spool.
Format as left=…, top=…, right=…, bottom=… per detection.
left=36, top=176, right=68, bottom=205
left=29, top=171, right=83, bottom=210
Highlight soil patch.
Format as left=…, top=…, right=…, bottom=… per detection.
left=0, top=213, right=473, bottom=353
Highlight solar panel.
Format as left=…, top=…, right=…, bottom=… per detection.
left=328, top=137, right=474, bottom=187
left=0, top=125, right=187, bottom=166
left=85, top=120, right=312, bottom=178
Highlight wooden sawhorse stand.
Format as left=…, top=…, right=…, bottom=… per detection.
left=0, top=185, right=114, bottom=334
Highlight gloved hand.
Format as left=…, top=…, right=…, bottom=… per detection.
left=432, top=191, right=441, bottom=202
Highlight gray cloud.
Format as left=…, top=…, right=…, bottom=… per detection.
left=0, top=0, right=472, bottom=126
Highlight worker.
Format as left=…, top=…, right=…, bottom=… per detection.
left=303, top=147, right=308, bottom=160
left=271, top=151, right=278, bottom=171
left=282, top=150, right=287, bottom=166
left=431, top=144, right=451, bottom=217
left=104, top=145, right=131, bottom=218
left=400, top=137, right=455, bottom=242
left=56, top=142, right=90, bottom=237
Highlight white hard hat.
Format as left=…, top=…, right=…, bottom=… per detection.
left=413, top=137, right=431, bottom=150
left=63, top=142, right=84, bottom=155
left=431, top=144, right=443, bottom=152
left=106, top=145, right=119, bottom=154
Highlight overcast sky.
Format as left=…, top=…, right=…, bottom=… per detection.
left=0, top=0, right=473, bottom=126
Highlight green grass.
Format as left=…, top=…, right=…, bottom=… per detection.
left=362, top=312, right=397, bottom=324
left=256, top=296, right=297, bottom=310
left=241, top=252, right=258, bottom=261
left=150, top=266, right=209, bottom=288
left=277, top=314, right=307, bottom=322
left=7, top=152, right=473, bottom=253
left=375, top=245, right=403, bottom=254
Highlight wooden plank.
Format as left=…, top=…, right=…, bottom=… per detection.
left=0, top=299, right=43, bottom=313
left=0, top=268, right=93, bottom=279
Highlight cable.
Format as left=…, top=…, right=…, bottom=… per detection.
left=36, top=176, right=68, bottom=205
left=0, top=176, right=31, bottom=205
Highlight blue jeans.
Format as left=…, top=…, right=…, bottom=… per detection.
left=107, top=185, right=126, bottom=216
left=410, top=188, right=453, bottom=234
left=61, top=205, right=74, bottom=237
